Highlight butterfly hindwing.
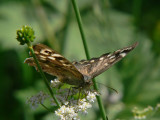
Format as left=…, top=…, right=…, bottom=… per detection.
left=72, top=42, right=138, bottom=80
left=25, top=44, right=84, bottom=86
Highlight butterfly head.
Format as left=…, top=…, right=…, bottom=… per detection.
left=80, top=79, right=93, bottom=89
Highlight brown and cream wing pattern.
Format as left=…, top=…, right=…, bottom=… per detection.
left=25, top=44, right=84, bottom=86
left=72, top=42, right=138, bottom=80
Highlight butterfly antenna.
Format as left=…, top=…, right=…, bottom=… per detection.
left=95, top=82, right=118, bottom=94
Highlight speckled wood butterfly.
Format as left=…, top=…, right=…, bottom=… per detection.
left=25, top=42, right=138, bottom=88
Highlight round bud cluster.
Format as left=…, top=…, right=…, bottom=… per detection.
left=16, top=25, right=35, bottom=45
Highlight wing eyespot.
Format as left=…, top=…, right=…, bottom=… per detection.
left=44, top=50, right=51, bottom=54
left=40, top=49, right=52, bottom=55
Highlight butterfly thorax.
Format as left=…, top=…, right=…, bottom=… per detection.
left=80, top=80, right=93, bottom=89
left=58, top=74, right=93, bottom=88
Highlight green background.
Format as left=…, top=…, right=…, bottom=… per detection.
left=0, top=0, right=160, bottom=120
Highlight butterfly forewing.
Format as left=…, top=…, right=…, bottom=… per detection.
left=25, top=44, right=84, bottom=86
left=72, top=42, right=138, bottom=80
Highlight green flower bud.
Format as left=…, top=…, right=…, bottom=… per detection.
left=16, top=25, right=35, bottom=45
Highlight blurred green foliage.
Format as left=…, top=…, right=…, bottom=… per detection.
left=0, top=0, right=160, bottom=120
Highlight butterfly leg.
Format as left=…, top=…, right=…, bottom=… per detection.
left=77, top=87, right=83, bottom=104
left=66, top=87, right=72, bottom=101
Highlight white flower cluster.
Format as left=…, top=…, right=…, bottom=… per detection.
left=26, top=91, right=49, bottom=109
left=156, top=103, right=160, bottom=110
left=75, top=98, right=92, bottom=114
left=134, top=115, right=146, bottom=120
left=55, top=91, right=97, bottom=120
left=50, top=78, right=62, bottom=88
left=132, top=103, right=160, bottom=120
left=55, top=105, right=79, bottom=120
left=86, top=91, right=98, bottom=102
left=132, top=106, right=153, bottom=120
left=26, top=79, right=98, bottom=120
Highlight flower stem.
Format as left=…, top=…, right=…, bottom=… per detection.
left=40, top=103, right=54, bottom=113
left=27, top=43, right=60, bottom=108
left=71, top=0, right=107, bottom=119
left=71, top=0, right=90, bottom=59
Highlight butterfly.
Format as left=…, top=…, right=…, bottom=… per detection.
left=24, top=42, right=138, bottom=88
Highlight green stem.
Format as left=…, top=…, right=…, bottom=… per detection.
left=71, top=0, right=90, bottom=59
left=71, top=0, right=107, bottom=120
left=132, top=0, right=143, bottom=28
left=93, top=78, right=107, bottom=120
left=27, top=43, right=60, bottom=108
left=40, top=103, right=54, bottom=113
